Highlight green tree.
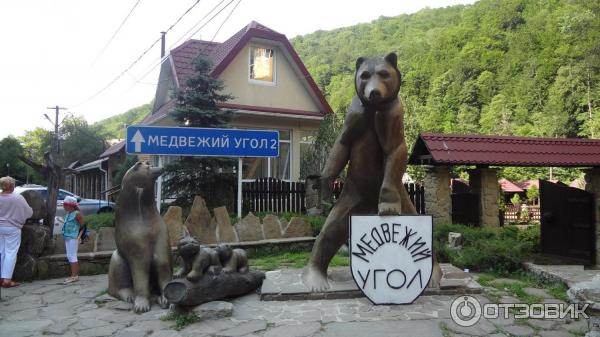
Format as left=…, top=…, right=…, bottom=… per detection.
left=163, top=55, right=236, bottom=209
left=59, top=116, right=107, bottom=166
left=0, top=137, right=31, bottom=183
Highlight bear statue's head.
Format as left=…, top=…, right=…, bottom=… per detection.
left=215, top=244, right=232, bottom=265
left=354, top=52, right=402, bottom=107
left=177, top=235, right=200, bottom=258
left=123, top=161, right=163, bottom=190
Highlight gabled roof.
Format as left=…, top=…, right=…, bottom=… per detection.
left=144, top=21, right=332, bottom=125
left=409, top=133, right=600, bottom=167
left=99, top=140, right=125, bottom=158
left=499, top=178, right=523, bottom=193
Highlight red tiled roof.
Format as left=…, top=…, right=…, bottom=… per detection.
left=409, top=133, right=600, bottom=167
left=149, top=20, right=332, bottom=125
left=99, top=140, right=125, bottom=158
left=499, top=178, right=523, bottom=193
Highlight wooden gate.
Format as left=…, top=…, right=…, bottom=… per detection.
left=451, top=193, right=480, bottom=227
left=540, top=180, right=595, bottom=264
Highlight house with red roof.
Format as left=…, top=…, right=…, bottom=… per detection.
left=141, top=21, right=332, bottom=182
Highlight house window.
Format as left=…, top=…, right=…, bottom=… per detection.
left=243, top=129, right=291, bottom=181
left=299, top=131, right=316, bottom=179
left=249, top=46, right=275, bottom=84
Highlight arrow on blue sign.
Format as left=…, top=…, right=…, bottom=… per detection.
left=126, top=126, right=279, bottom=157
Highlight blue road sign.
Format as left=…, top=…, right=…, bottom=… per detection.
left=126, top=126, right=279, bottom=157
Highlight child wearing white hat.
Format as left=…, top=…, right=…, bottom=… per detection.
left=62, top=196, right=85, bottom=284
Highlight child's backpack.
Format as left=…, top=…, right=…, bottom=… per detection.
left=80, top=224, right=90, bottom=244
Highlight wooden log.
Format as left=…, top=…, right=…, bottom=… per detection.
left=164, top=271, right=265, bottom=306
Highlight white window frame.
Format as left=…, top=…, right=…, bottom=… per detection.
left=248, top=45, right=276, bottom=86
left=241, top=129, right=292, bottom=182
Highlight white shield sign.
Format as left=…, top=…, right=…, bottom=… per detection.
left=350, top=215, right=433, bottom=304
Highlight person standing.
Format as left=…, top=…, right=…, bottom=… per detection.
left=0, top=176, right=33, bottom=288
left=61, top=196, right=84, bottom=284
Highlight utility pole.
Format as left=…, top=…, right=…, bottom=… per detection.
left=43, top=105, right=67, bottom=235
left=45, top=105, right=67, bottom=154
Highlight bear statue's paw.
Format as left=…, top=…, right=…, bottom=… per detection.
left=222, top=267, right=235, bottom=274
left=157, top=295, right=169, bottom=309
left=301, top=266, right=331, bottom=292
left=378, top=202, right=401, bottom=216
left=133, top=296, right=151, bottom=314
left=118, top=288, right=135, bottom=303
left=185, top=271, right=202, bottom=283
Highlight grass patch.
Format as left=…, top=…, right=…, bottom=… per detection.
left=161, top=311, right=200, bottom=330
left=478, top=271, right=569, bottom=304
left=249, top=250, right=348, bottom=271
left=85, top=212, right=115, bottom=230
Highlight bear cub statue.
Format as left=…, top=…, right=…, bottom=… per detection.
left=108, top=161, right=172, bottom=313
left=175, top=228, right=222, bottom=282
left=174, top=227, right=250, bottom=282
left=302, top=52, right=422, bottom=292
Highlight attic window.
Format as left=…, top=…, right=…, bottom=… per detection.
left=249, top=47, right=275, bottom=83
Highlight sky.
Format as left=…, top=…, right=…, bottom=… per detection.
left=0, top=0, right=476, bottom=140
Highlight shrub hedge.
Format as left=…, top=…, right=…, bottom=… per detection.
left=434, top=223, right=540, bottom=274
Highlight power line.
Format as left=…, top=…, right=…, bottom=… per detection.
left=91, top=0, right=143, bottom=66
left=211, top=0, right=243, bottom=41
left=69, top=0, right=204, bottom=109
left=128, top=0, right=237, bottom=88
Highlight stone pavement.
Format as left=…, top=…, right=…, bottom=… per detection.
left=0, top=274, right=595, bottom=337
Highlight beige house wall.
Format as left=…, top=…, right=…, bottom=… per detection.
left=218, top=43, right=321, bottom=113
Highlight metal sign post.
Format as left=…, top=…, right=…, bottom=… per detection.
left=126, top=125, right=279, bottom=218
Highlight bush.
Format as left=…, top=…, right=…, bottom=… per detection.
left=85, top=212, right=115, bottom=230
left=433, top=223, right=539, bottom=274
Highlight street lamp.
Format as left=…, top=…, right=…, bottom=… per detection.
left=6, top=163, right=9, bottom=176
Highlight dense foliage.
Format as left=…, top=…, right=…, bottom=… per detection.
left=163, top=55, right=237, bottom=209
left=292, top=0, right=599, bottom=182
left=94, top=103, right=151, bottom=139
left=434, top=223, right=540, bottom=273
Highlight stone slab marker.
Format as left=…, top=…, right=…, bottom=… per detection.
left=234, top=212, right=264, bottom=241
left=262, top=214, right=283, bottom=239
left=163, top=206, right=185, bottom=247
left=214, top=206, right=237, bottom=243
left=282, top=217, right=312, bottom=238
left=95, top=227, right=117, bottom=252
left=185, top=196, right=217, bottom=244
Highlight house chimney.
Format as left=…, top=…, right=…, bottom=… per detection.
left=160, top=32, right=166, bottom=58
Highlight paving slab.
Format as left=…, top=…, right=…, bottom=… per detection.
left=0, top=273, right=594, bottom=337
left=260, top=266, right=482, bottom=301
left=315, top=321, right=443, bottom=337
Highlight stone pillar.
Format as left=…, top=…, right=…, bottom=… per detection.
left=469, top=168, right=500, bottom=228
left=423, top=165, right=452, bottom=225
left=584, top=168, right=600, bottom=268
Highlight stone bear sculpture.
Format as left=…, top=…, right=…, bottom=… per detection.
left=302, top=52, right=418, bottom=291
left=175, top=228, right=222, bottom=282
left=215, top=244, right=249, bottom=274
left=108, top=161, right=172, bottom=313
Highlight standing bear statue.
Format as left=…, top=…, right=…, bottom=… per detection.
left=302, top=53, right=421, bottom=292
left=108, top=161, right=172, bottom=313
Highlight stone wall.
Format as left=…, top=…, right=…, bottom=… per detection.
left=423, top=166, right=452, bottom=225
left=469, top=168, right=500, bottom=228
left=584, top=168, right=600, bottom=268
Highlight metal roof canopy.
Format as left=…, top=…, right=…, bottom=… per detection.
left=409, top=133, right=600, bottom=167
